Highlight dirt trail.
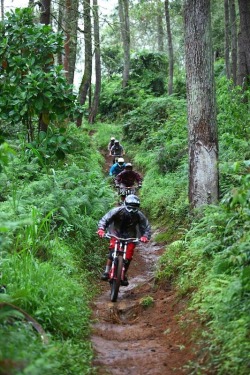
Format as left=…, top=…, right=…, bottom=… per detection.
left=90, top=154, right=198, bottom=374
left=90, top=239, right=198, bottom=375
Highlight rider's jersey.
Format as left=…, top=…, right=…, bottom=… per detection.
left=109, top=163, right=126, bottom=176
left=115, top=170, right=142, bottom=187
left=98, top=206, right=151, bottom=239
left=110, top=144, right=124, bottom=156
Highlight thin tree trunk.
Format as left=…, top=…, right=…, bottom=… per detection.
left=1, top=0, right=4, bottom=20
left=164, top=0, right=174, bottom=95
left=39, top=0, right=51, bottom=133
left=224, top=0, right=231, bottom=79
left=184, top=0, right=219, bottom=208
left=77, top=0, right=92, bottom=127
left=157, top=1, right=164, bottom=52
left=118, top=0, right=130, bottom=88
left=237, top=0, right=250, bottom=88
left=229, top=0, right=237, bottom=84
left=57, top=0, right=63, bottom=65
left=89, top=0, right=101, bottom=124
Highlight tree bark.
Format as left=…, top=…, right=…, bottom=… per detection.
left=118, top=0, right=130, bottom=88
left=224, top=0, right=231, bottom=79
left=229, top=0, right=237, bottom=84
left=77, top=0, right=92, bottom=127
left=40, top=0, right=51, bottom=25
left=89, top=0, right=101, bottom=124
left=63, top=0, right=79, bottom=85
left=184, top=0, right=219, bottom=208
left=1, top=0, right=4, bottom=21
left=164, top=0, right=174, bottom=95
left=39, top=0, right=51, bottom=133
left=237, top=0, right=250, bottom=88
left=157, top=1, right=164, bottom=52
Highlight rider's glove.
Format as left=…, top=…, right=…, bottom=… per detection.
left=115, top=184, right=119, bottom=188
left=140, top=236, right=148, bottom=243
left=138, top=185, right=142, bottom=188
left=97, top=229, right=105, bottom=238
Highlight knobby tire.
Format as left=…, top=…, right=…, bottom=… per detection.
left=110, top=255, right=123, bottom=302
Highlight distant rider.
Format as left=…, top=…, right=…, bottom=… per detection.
left=110, top=140, right=125, bottom=164
left=115, top=163, right=142, bottom=190
left=109, top=157, right=126, bottom=177
left=108, top=137, right=115, bottom=152
left=97, top=194, right=151, bottom=285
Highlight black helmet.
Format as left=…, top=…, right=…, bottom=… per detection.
left=124, top=194, right=140, bottom=213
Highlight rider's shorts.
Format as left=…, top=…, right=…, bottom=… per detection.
left=109, top=237, right=136, bottom=260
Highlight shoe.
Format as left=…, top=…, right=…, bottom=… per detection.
left=101, top=272, right=109, bottom=281
left=121, top=276, right=129, bottom=286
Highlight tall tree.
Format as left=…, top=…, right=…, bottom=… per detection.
left=224, top=0, right=231, bottom=79
left=184, top=0, right=219, bottom=208
left=40, top=0, right=51, bottom=25
left=77, top=0, right=92, bottom=127
left=237, top=0, right=250, bottom=88
left=164, top=0, right=174, bottom=95
left=157, top=1, right=164, bottom=52
left=229, top=0, right=237, bottom=84
left=39, top=0, right=51, bottom=133
left=63, top=0, right=79, bottom=85
left=89, top=0, right=101, bottom=124
left=118, top=0, right=131, bottom=88
left=1, top=0, right=4, bottom=21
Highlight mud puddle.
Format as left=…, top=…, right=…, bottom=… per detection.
left=90, top=242, right=198, bottom=375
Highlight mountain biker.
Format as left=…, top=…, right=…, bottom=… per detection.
left=110, top=140, right=125, bottom=164
left=115, top=163, right=142, bottom=190
left=109, top=157, right=126, bottom=177
left=108, top=137, right=115, bottom=152
left=97, top=194, right=151, bottom=285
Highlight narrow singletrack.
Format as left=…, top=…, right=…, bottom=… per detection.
left=90, top=240, right=198, bottom=375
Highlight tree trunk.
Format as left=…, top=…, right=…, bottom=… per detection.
left=77, top=0, right=92, bottom=127
left=64, top=0, right=78, bottom=85
left=118, top=0, right=130, bottom=88
left=57, top=0, right=63, bottom=65
left=39, top=0, right=51, bottom=133
left=184, top=0, right=219, bottom=208
left=164, top=0, right=174, bottom=95
left=224, top=0, right=231, bottom=79
left=40, top=0, right=51, bottom=25
left=89, top=0, right=101, bottom=124
left=229, top=0, right=237, bottom=84
left=237, top=0, right=250, bottom=88
left=1, top=0, right=4, bottom=20
left=157, top=1, right=164, bottom=52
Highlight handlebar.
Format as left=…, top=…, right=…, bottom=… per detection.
left=105, top=233, right=139, bottom=243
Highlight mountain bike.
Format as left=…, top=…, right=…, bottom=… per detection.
left=117, top=186, right=138, bottom=203
left=105, top=233, right=139, bottom=302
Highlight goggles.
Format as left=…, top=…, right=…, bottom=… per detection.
left=125, top=205, right=138, bottom=213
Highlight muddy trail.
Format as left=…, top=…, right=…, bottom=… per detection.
left=90, top=155, right=199, bottom=375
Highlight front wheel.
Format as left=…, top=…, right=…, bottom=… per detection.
left=110, top=255, right=123, bottom=302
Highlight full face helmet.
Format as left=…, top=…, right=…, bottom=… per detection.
left=118, top=157, right=124, bottom=166
left=114, top=140, right=120, bottom=144
left=124, top=194, right=140, bottom=213
left=110, top=137, right=115, bottom=141
left=125, top=162, right=133, bottom=170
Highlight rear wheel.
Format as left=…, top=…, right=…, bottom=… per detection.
left=110, top=256, right=123, bottom=302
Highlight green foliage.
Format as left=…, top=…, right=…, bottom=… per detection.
left=0, top=8, right=81, bottom=140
